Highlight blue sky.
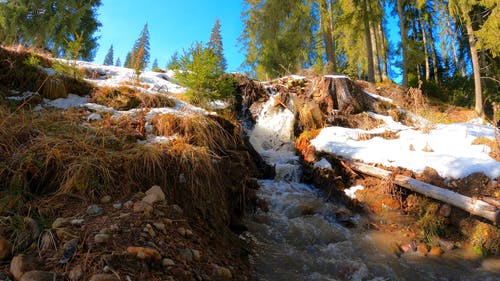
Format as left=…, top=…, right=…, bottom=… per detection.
left=93, top=0, right=403, bottom=82
left=93, top=0, right=245, bottom=72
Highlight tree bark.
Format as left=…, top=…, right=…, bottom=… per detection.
left=427, top=17, right=439, bottom=84
left=396, top=0, right=408, bottom=87
left=378, top=22, right=389, bottom=81
left=420, top=19, right=431, bottom=81
left=362, top=0, right=375, bottom=83
left=319, top=0, right=337, bottom=73
left=465, top=18, right=483, bottom=116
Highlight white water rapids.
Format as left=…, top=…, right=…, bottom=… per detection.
left=244, top=93, right=499, bottom=281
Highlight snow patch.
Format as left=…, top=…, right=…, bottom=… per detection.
left=344, top=185, right=364, bottom=199
left=314, top=158, right=332, bottom=170
left=363, top=90, right=393, bottom=103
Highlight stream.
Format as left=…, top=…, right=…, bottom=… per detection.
left=243, top=94, right=499, bottom=281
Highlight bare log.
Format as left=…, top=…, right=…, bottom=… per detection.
left=348, top=161, right=499, bottom=224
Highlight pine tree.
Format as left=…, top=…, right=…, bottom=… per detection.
left=208, top=18, right=227, bottom=72
left=129, top=23, right=150, bottom=71
left=115, top=58, right=121, bottom=67
left=152, top=58, right=159, bottom=70
left=167, top=52, right=180, bottom=70
left=103, top=45, right=114, bottom=66
left=124, top=52, right=132, bottom=68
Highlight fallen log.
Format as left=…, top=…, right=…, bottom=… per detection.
left=348, top=161, right=500, bottom=224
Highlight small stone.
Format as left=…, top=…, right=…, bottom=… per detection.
left=165, top=219, right=173, bottom=225
left=112, top=203, right=122, bottom=209
left=439, top=204, right=452, bottom=217
left=68, top=265, right=83, bottom=281
left=192, top=249, right=201, bottom=261
left=118, top=213, right=130, bottom=219
left=416, top=243, right=429, bottom=256
left=10, top=254, right=38, bottom=280
left=400, top=244, right=412, bottom=253
left=87, top=113, right=102, bottom=121
left=87, top=205, right=103, bottom=216
left=422, top=143, right=433, bottom=152
left=88, top=274, right=120, bottom=281
left=170, top=267, right=188, bottom=279
left=481, top=258, right=500, bottom=272
left=409, top=144, right=415, bottom=151
left=171, top=204, right=183, bottom=214
left=133, top=201, right=153, bottom=215
left=94, top=234, right=110, bottom=243
left=20, top=271, right=58, bottom=281
left=0, top=238, right=12, bottom=260
left=24, top=217, right=40, bottom=239
left=99, top=228, right=112, bottom=235
left=429, top=246, right=443, bottom=257
left=100, top=195, right=112, bottom=204
left=109, top=224, right=120, bottom=232
left=153, top=222, right=166, bottom=234
left=123, top=201, right=134, bottom=209
left=126, top=247, right=161, bottom=260
left=144, top=224, right=156, bottom=237
left=70, top=219, right=85, bottom=226
left=437, top=238, right=455, bottom=251
left=52, top=218, right=69, bottom=229
left=162, top=258, right=175, bottom=267
left=185, top=228, right=193, bottom=237
left=177, top=227, right=186, bottom=236
left=217, top=266, right=233, bottom=281
left=180, top=249, right=192, bottom=262
left=142, top=185, right=165, bottom=205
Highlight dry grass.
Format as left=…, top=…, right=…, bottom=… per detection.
left=472, top=137, right=500, bottom=161
left=295, top=129, right=320, bottom=153
left=92, top=86, right=175, bottom=110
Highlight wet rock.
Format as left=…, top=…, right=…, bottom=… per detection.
left=52, top=218, right=69, bottom=229
left=416, top=243, right=429, bottom=256
left=112, top=203, right=122, bottom=209
left=123, top=201, right=134, bottom=209
left=87, top=205, right=103, bottom=216
left=429, top=246, right=443, bottom=257
left=68, top=265, right=83, bottom=281
left=481, top=258, right=500, bottom=272
left=59, top=239, right=79, bottom=264
left=133, top=201, right=153, bottom=215
left=162, top=258, right=175, bottom=267
left=126, top=247, right=161, bottom=260
left=20, top=271, right=59, bottom=281
left=10, top=254, right=38, bottom=280
left=439, top=204, right=452, bottom=217
left=142, top=185, right=165, bottom=205
left=180, top=249, right=193, bottom=262
left=88, top=274, right=119, bottom=281
left=94, top=234, right=110, bottom=244
left=0, top=238, right=12, bottom=260
left=100, top=195, right=112, bottom=204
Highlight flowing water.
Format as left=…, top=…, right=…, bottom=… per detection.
left=244, top=94, right=499, bottom=281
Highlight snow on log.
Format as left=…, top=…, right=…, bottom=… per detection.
left=348, top=161, right=500, bottom=224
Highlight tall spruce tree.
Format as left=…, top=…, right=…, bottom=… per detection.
left=208, top=18, right=227, bottom=72
left=115, top=57, right=121, bottom=67
left=103, top=44, right=114, bottom=66
left=152, top=58, right=159, bottom=70
left=129, top=23, right=150, bottom=70
left=124, top=52, right=132, bottom=68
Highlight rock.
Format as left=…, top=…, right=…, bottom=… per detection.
left=439, top=204, right=452, bottom=217
left=118, top=213, right=130, bottom=219
left=400, top=244, right=412, bottom=253
left=70, top=219, right=85, bottom=226
left=59, top=239, right=79, bottom=264
left=142, top=185, right=165, bottom=205
left=123, top=201, right=134, bottom=209
left=144, top=224, right=156, bottom=237
left=68, top=265, right=83, bottom=281
left=185, top=228, right=193, bottom=237
left=133, top=201, right=153, bottom=215
left=177, top=227, right=187, bottom=236
left=100, top=195, right=112, bottom=204
left=24, top=217, right=40, bottom=239
left=416, top=243, right=429, bottom=257
left=170, top=267, right=188, bottom=279
left=126, top=247, right=161, bottom=260
left=162, top=258, right=175, bottom=267
left=180, top=249, right=193, bottom=262
left=87, top=113, right=102, bottom=121
left=481, top=258, right=500, bottom=272
left=10, top=254, right=38, bottom=280
left=217, top=266, right=233, bottom=281
left=94, top=234, right=110, bottom=243
left=87, top=205, right=103, bottom=216
left=192, top=249, right=201, bottom=261
left=112, top=203, right=122, bottom=209
left=20, top=271, right=59, bottom=281
left=52, top=218, right=69, bottom=229
left=171, top=204, right=183, bottom=214
left=0, top=238, right=12, bottom=260
left=165, top=219, right=173, bottom=225
left=429, top=246, right=443, bottom=257
left=153, top=222, right=166, bottom=234
left=88, top=274, right=120, bottom=281
left=437, top=238, right=455, bottom=251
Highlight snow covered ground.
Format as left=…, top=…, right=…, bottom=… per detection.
left=311, top=112, right=500, bottom=180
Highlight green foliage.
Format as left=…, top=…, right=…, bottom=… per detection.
left=167, top=51, right=180, bottom=70
left=208, top=18, right=227, bottom=73
left=471, top=222, right=500, bottom=257
left=103, top=44, right=114, bottom=66
left=23, top=54, right=40, bottom=68
left=127, top=23, right=150, bottom=71
left=115, top=57, right=121, bottom=67
left=152, top=58, right=159, bottom=70
left=0, top=0, right=102, bottom=60
left=175, top=42, right=235, bottom=105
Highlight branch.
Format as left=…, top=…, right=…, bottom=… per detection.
left=481, top=76, right=500, bottom=85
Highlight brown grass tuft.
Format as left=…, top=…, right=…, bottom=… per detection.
left=41, top=76, right=68, bottom=99
left=92, top=86, right=175, bottom=110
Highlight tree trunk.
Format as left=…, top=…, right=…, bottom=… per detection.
left=319, top=0, right=337, bottom=73
left=465, top=20, right=483, bottom=116
left=427, top=17, right=439, bottom=84
left=370, top=22, right=381, bottom=82
left=396, top=0, right=408, bottom=87
left=420, top=19, right=431, bottom=81
left=362, top=0, right=375, bottom=83
left=378, top=23, right=389, bottom=81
